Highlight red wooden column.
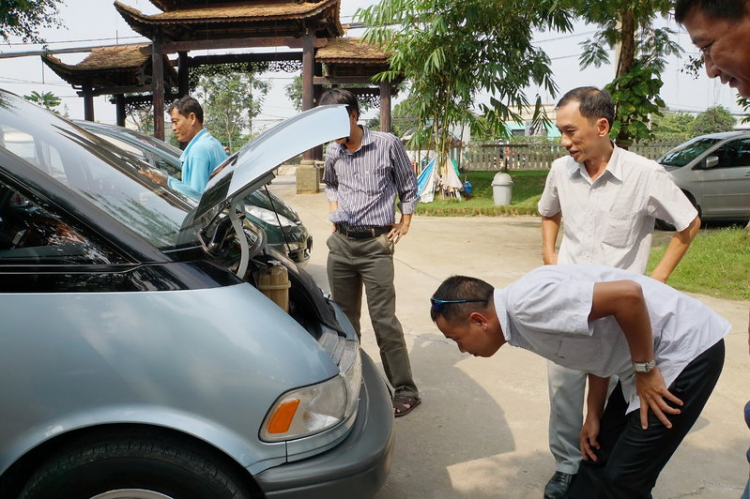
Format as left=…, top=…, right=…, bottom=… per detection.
left=380, top=81, right=392, bottom=133
left=178, top=51, right=189, bottom=97
left=115, top=94, right=126, bottom=126
left=151, top=35, right=165, bottom=140
left=301, top=29, right=316, bottom=161
left=82, top=83, right=94, bottom=121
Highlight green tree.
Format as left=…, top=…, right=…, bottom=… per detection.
left=284, top=76, right=303, bottom=112
left=196, top=72, right=269, bottom=153
left=284, top=75, right=378, bottom=116
left=0, top=0, right=64, bottom=43
left=23, top=90, right=61, bottom=112
left=358, top=0, right=572, bottom=183
left=738, top=96, right=750, bottom=125
left=604, top=61, right=665, bottom=147
left=128, top=102, right=154, bottom=135
left=651, top=109, right=695, bottom=140
left=689, top=106, right=736, bottom=136
left=571, top=0, right=682, bottom=147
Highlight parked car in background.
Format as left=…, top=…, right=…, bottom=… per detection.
left=657, top=131, right=750, bottom=227
left=74, top=120, right=313, bottom=266
left=0, top=91, right=393, bottom=499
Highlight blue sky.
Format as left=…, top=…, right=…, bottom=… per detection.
left=0, top=0, right=744, bottom=131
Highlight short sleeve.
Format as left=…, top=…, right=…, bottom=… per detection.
left=507, top=266, right=595, bottom=336
left=538, top=162, right=562, bottom=217
left=647, top=167, right=698, bottom=231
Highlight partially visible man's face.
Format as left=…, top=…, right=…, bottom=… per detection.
left=555, top=101, right=609, bottom=165
left=334, top=110, right=359, bottom=145
left=170, top=108, right=199, bottom=143
left=682, top=6, right=750, bottom=98
left=435, top=315, right=503, bottom=358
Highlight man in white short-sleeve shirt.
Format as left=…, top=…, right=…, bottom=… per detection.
left=430, top=267, right=727, bottom=498
left=536, top=87, right=701, bottom=498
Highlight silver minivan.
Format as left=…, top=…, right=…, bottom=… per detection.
left=657, top=131, right=750, bottom=223
left=0, top=90, right=393, bottom=499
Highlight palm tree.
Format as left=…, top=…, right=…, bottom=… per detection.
left=24, top=91, right=62, bottom=112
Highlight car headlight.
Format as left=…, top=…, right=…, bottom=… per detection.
left=245, top=205, right=295, bottom=227
left=261, top=336, right=361, bottom=442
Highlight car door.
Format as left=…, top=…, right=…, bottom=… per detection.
left=698, top=137, right=750, bottom=219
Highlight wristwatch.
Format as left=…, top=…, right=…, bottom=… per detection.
left=633, top=359, right=656, bottom=373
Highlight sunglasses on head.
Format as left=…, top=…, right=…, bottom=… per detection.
left=430, top=297, right=489, bottom=313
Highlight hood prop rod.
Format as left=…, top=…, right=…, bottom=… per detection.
left=229, top=202, right=250, bottom=278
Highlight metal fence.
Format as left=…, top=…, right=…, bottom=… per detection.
left=457, top=140, right=683, bottom=171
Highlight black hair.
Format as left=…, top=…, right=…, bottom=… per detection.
left=168, top=95, right=204, bottom=124
left=430, top=276, right=494, bottom=323
left=556, top=86, right=615, bottom=131
left=675, top=0, right=749, bottom=23
left=318, top=88, right=360, bottom=118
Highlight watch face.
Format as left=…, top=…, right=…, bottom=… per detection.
left=633, top=360, right=655, bottom=373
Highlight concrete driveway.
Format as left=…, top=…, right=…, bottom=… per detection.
left=270, top=173, right=749, bottom=499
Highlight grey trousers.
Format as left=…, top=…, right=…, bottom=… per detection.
left=326, top=232, right=418, bottom=398
left=547, top=360, right=587, bottom=474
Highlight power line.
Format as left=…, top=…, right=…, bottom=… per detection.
left=534, top=30, right=598, bottom=43
left=3, top=35, right=145, bottom=46
left=0, top=76, right=70, bottom=87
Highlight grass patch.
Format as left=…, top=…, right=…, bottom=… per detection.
left=415, top=170, right=749, bottom=301
left=416, top=170, right=547, bottom=216
left=647, top=227, right=750, bottom=300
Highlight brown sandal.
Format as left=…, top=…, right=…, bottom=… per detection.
left=393, top=395, right=421, bottom=417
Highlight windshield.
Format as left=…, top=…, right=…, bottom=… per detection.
left=0, top=90, right=198, bottom=250
left=120, top=126, right=184, bottom=158
left=657, top=137, right=722, bottom=168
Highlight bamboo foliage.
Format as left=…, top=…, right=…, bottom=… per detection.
left=357, top=0, right=573, bottom=184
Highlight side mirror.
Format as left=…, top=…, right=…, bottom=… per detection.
left=704, top=155, right=719, bottom=169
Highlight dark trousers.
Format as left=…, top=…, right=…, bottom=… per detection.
left=570, top=339, right=725, bottom=499
left=326, top=232, right=418, bottom=398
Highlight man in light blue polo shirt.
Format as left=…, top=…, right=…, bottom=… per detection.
left=430, top=266, right=728, bottom=498
left=166, top=95, right=227, bottom=199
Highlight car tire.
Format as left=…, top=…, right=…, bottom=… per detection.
left=19, top=433, right=254, bottom=499
left=655, top=218, right=676, bottom=231
left=655, top=192, right=701, bottom=232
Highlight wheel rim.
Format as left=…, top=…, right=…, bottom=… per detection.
left=90, top=490, right=175, bottom=499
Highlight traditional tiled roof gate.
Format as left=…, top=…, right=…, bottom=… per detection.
left=45, top=0, right=400, bottom=159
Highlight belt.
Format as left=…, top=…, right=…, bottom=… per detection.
left=336, top=225, right=391, bottom=239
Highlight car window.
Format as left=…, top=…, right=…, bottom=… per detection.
left=0, top=95, right=199, bottom=250
left=658, top=137, right=722, bottom=167
left=0, top=180, right=124, bottom=265
left=711, top=138, right=750, bottom=169
left=3, top=129, right=67, bottom=181
left=125, top=129, right=183, bottom=158
left=93, top=133, right=151, bottom=164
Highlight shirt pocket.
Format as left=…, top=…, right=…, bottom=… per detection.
left=362, top=163, right=392, bottom=195
left=555, top=335, right=602, bottom=369
left=601, top=211, right=638, bottom=249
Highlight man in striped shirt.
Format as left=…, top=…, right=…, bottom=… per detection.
left=320, top=88, right=421, bottom=418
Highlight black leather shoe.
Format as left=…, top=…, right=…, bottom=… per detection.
left=543, top=471, right=575, bottom=499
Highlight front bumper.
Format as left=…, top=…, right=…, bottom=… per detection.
left=255, top=351, right=394, bottom=499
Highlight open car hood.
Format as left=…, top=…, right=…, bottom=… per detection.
left=195, top=105, right=349, bottom=221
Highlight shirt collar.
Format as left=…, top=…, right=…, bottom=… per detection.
left=565, top=141, right=623, bottom=182
left=181, top=128, right=208, bottom=160
left=338, top=126, right=371, bottom=154
left=493, top=288, right=511, bottom=344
